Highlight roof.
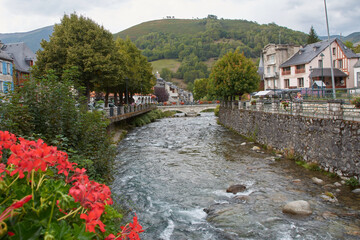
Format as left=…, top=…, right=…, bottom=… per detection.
left=313, top=81, right=326, bottom=87
left=1, top=42, right=36, bottom=73
left=0, top=50, right=13, bottom=61
left=354, top=59, right=360, bottom=68
left=280, top=38, right=358, bottom=68
left=309, top=68, right=348, bottom=78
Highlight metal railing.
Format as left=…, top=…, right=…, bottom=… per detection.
left=224, top=100, right=360, bottom=122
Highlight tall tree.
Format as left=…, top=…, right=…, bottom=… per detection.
left=34, top=13, right=117, bottom=102
left=307, top=26, right=320, bottom=44
left=209, top=50, right=260, bottom=100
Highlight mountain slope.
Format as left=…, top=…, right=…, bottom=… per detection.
left=0, top=25, right=53, bottom=53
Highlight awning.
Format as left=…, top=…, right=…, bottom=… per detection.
left=309, top=68, right=348, bottom=78
left=312, top=81, right=326, bottom=87
left=254, top=90, right=274, bottom=96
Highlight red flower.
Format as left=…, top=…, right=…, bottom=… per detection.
left=80, top=204, right=105, bottom=233
left=107, top=214, right=144, bottom=240
left=0, top=195, right=32, bottom=222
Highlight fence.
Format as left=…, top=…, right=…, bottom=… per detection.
left=102, top=104, right=155, bottom=118
left=225, top=100, right=360, bottom=122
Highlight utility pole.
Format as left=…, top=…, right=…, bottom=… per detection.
left=324, top=0, right=336, bottom=99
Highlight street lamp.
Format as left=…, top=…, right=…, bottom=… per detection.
left=320, top=53, right=324, bottom=97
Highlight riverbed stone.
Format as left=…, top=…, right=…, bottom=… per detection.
left=334, top=182, right=342, bottom=187
left=282, top=200, right=312, bottom=216
left=321, top=194, right=338, bottom=203
left=352, top=188, right=360, bottom=194
left=252, top=146, right=260, bottom=151
left=312, top=177, right=325, bottom=185
left=241, top=142, right=246, bottom=146
left=226, top=184, right=246, bottom=194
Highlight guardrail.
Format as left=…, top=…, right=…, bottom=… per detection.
left=223, top=100, right=360, bottom=122
left=98, top=104, right=156, bottom=122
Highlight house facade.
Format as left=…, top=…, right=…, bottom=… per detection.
left=262, top=43, right=300, bottom=90
left=0, top=49, right=14, bottom=94
left=279, top=39, right=359, bottom=89
left=354, top=58, right=360, bottom=88
left=1, top=42, right=36, bottom=86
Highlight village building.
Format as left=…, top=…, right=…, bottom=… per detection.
left=1, top=42, right=36, bottom=86
left=261, top=43, right=301, bottom=90
left=0, top=47, right=14, bottom=94
left=279, top=39, right=359, bottom=89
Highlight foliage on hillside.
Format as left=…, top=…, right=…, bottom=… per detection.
left=116, top=16, right=308, bottom=84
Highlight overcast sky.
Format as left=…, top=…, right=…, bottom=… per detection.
left=1, top=0, right=359, bottom=37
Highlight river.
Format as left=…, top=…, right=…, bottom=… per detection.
left=111, top=112, right=360, bottom=240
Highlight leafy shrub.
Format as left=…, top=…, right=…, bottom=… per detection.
left=351, top=97, right=360, bottom=108
left=0, top=131, right=143, bottom=239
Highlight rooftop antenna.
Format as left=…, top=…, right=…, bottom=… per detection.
left=279, top=31, right=281, bottom=44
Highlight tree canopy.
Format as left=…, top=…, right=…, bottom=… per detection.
left=307, top=26, right=320, bottom=44
left=209, top=50, right=260, bottom=100
left=34, top=13, right=155, bottom=106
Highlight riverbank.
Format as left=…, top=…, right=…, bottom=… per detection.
left=218, top=104, right=360, bottom=179
left=109, top=109, right=176, bottom=144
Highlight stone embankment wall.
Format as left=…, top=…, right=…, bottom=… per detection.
left=219, top=103, right=360, bottom=178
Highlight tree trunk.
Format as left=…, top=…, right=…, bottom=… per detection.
left=119, top=91, right=123, bottom=105
left=114, top=92, right=118, bottom=105
left=105, top=89, right=109, bottom=107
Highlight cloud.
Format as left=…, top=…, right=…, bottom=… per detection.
left=0, top=0, right=358, bottom=36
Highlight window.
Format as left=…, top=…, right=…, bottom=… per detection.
left=284, top=79, right=289, bottom=88
left=267, top=54, right=275, bottom=64
left=282, top=67, right=291, bottom=75
left=333, top=60, right=336, bottom=67
left=7, top=63, right=10, bottom=75
left=273, top=66, right=277, bottom=74
left=298, top=78, right=304, bottom=87
left=295, top=64, right=305, bottom=73
left=357, top=72, right=360, bottom=87
left=332, top=47, right=336, bottom=55
left=267, top=67, right=270, bottom=74
left=318, top=59, right=323, bottom=68
left=338, top=59, right=343, bottom=69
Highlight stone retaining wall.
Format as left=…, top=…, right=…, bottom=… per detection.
left=219, top=105, right=360, bottom=178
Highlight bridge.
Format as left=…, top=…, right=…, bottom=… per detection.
left=157, top=104, right=219, bottom=115
left=104, top=104, right=156, bottom=123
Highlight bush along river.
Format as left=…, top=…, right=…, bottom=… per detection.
left=111, top=112, right=360, bottom=240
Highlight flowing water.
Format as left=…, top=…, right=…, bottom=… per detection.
left=111, top=113, right=360, bottom=240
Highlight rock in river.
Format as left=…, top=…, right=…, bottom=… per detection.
left=282, top=200, right=312, bottom=216
left=312, top=177, right=324, bottom=185
left=226, top=184, right=246, bottom=194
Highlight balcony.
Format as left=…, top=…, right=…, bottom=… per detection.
left=282, top=70, right=291, bottom=75
left=295, top=69, right=305, bottom=74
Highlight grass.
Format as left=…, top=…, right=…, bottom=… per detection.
left=150, top=59, right=181, bottom=73
left=345, top=177, right=360, bottom=189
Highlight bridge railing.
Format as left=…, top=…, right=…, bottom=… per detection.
left=157, top=101, right=220, bottom=106
left=99, top=104, right=156, bottom=118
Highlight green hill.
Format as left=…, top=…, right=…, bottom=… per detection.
left=0, top=25, right=53, bottom=53
left=115, top=17, right=309, bottom=85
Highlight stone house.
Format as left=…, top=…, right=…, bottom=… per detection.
left=279, top=39, right=359, bottom=89
left=1, top=42, right=36, bottom=86
left=261, top=43, right=300, bottom=90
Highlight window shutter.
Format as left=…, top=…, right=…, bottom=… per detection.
left=10, top=64, right=13, bottom=75
left=4, top=82, right=8, bottom=93
left=2, top=62, right=6, bottom=75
